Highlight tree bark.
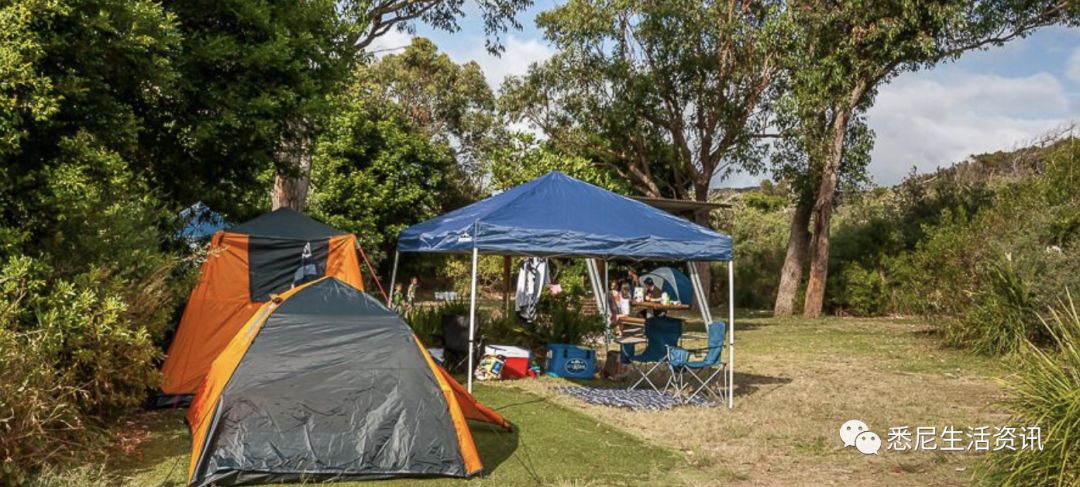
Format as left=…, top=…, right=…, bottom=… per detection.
left=773, top=191, right=813, bottom=316
left=271, top=127, right=312, bottom=211
left=802, top=104, right=857, bottom=318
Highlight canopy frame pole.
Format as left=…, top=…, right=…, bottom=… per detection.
left=687, top=262, right=713, bottom=326
left=467, top=247, right=479, bottom=393
left=387, top=250, right=400, bottom=308
left=728, top=260, right=735, bottom=409
left=585, top=259, right=608, bottom=338
left=602, top=259, right=610, bottom=353
left=502, top=255, right=512, bottom=314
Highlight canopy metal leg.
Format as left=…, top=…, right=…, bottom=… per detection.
left=728, top=260, right=735, bottom=409
left=467, top=247, right=479, bottom=393
left=387, top=251, right=399, bottom=308
left=602, top=259, right=610, bottom=353
left=687, top=262, right=713, bottom=325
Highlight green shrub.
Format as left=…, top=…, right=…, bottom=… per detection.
left=831, top=262, right=888, bottom=316
left=513, top=292, right=604, bottom=356
left=943, top=257, right=1041, bottom=355
left=978, top=293, right=1080, bottom=485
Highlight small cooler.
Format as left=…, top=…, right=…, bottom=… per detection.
left=545, top=343, right=595, bottom=379
left=484, top=345, right=531, bottom=379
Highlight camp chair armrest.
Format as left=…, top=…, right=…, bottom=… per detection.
left=682, top=344, right=725, bottom=353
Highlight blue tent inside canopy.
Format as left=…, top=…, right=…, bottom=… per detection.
left=397, top=171, right=731, bottom=261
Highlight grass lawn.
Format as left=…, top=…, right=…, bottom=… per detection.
left=46, top=315, right=1007, bottom=486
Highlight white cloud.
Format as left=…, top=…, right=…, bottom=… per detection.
left=1067, top=47, right=1080, bottom=83
left=865, top=71, right=1076, bottom=186
left=458, top=35, right=554, bottom=91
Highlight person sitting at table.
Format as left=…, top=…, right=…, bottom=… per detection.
left=628, top=270, right=664, bottom=317
left=609, top=280, right=632, bottom=329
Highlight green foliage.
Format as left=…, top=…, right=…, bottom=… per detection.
left=730, top=136, right=1080, bottom=328
left=943, top=257, right=1041, bottom=355
left=489, top=291, right=604, bottom=358
left=146, top=0, right=356, bottom=218
left=405, top=301, right=468, bottom=346
left=501, top=0, right=785, bottom=199
left=979, top=293, right=1080, bottom=486
left=488, top=133, right=626, bottom=193
left=355, top=37, right=502, bottom=185
left=0, top=251, right=181, bottom=484
left=713, top=193, right=789, bottom=310
left=309, top=100, right=457, bottom=267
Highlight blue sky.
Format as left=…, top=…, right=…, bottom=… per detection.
left=373, top=5, right=1080, bottom=188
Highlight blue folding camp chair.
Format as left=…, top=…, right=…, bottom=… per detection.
left=621, top=317, right=682, bottom=392
left=666, top=321, right=727, bottom=404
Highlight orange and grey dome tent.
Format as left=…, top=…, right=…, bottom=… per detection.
left=187, top=277, right=510, bottom=486
left=161, top=208, right=364, bottom=396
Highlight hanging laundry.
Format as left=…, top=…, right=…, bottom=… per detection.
left=515, top=257, right=548, bottom=322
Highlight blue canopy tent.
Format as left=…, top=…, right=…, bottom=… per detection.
left=393, top=171, right=736, bottom=407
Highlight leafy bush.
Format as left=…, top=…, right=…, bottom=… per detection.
left=978, top=293, right=1080, bottom=485
left=405, top=300, right=474, bottom=346
left=0, top=253, right=181, bottom=484
left=943, top=257, right=1042, bottom=355
left=0, top=135, right=188, bottom=483
left=520, top=292, right=605, bottom=351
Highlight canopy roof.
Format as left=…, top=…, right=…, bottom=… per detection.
left=398, top=171, right=732, bottom=261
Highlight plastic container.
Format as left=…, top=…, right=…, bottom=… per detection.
left=545, top=343, right=596, bottom=379
left=484, top=345, right=531, bottom=379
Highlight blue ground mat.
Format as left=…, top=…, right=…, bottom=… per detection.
left=555, top=386, right=715, bottom=411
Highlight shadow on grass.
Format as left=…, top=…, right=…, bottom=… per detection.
left=731, top=370, right=792, bottom=398
left=470, top=421, right=521, bottom=477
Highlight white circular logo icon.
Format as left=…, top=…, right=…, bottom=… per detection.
left=839, top=419, right=869, bottom=447
left=855, top=431, right=882, bottom=455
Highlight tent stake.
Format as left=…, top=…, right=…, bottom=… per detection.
left=467, top=247, right=479, bottom=393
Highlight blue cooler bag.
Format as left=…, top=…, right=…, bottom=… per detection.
left=546, top=343, right=595, bottom=379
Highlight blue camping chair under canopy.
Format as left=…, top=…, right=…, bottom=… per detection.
left=667, top=321, right=727, bottom=404
left=621, top=317, right=683, bottom=392
left=391, top=171, right=736, bottom=408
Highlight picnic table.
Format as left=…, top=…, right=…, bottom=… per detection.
left=631, top=300, right=690, bottom=312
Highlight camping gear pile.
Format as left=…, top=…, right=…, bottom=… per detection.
left=164, top=209, right=511, bottom=487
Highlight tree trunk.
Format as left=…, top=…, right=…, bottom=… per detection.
left=802, top=76, right=870, bottom=318
left=773, top=192, right=813, bottom=316
left=271, top=124, right=312, bottom=211
left=691, top=183, right=713, bottom=314
left=802, top=110, right=854, bottom=318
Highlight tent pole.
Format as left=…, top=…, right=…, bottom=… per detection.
left=467, top=247, right=479, bottom=393
left=503, top=255, right=512, bottom=315
left=603, top=259, right=610, bottom=353
left=728, top=260, right=735, bottom=409
left=387, top=250, right=399, bottom=308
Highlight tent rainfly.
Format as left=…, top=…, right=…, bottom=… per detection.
left=161, top=208, right=364, bottom=397
left=187, top=277, right=510, bottom=486
left=392, top=171, right=736, bottom=407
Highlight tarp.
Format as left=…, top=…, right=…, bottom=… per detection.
left=177, top=202, right=227, bottom=242
left=187, top=278, right=510, bottom=486
left=161, top=208, right=364, bottom=396
left=397, top=171, right=732, bottom=261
